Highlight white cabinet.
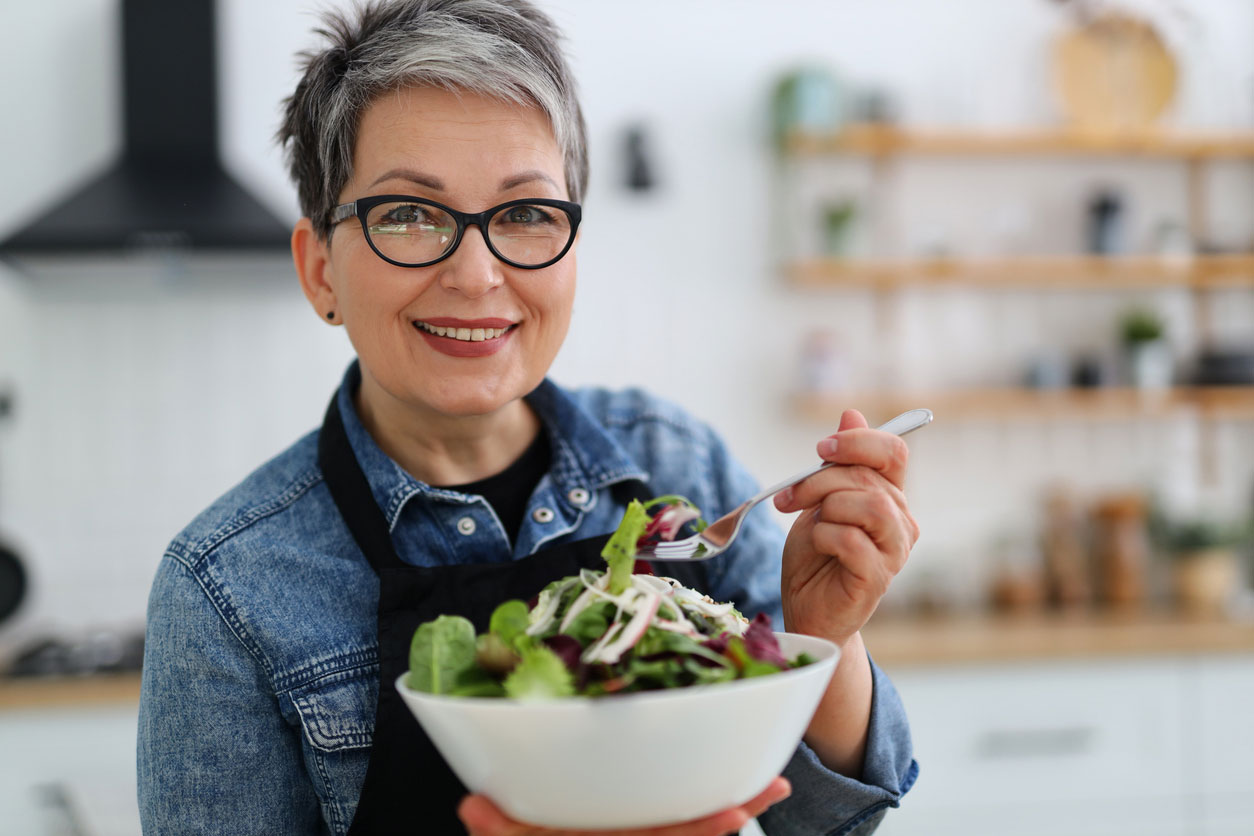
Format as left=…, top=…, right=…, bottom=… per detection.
left=0, top=703, right=139, bottom=836
left=876, top=655, right=1254, bottom=836
left=1191, top=657, right=1254, bottom=836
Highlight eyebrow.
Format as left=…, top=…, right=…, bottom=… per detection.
left=367, top=168, right=560, bottom=194
left=499, top=170, right=560, bottom=192
left=369, top=169, right=445, bottom=191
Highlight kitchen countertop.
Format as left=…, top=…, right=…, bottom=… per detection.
left=0, top=672, right=141, bottom=711
left=2, top=611, right=1251, bottom=709
left=862, top=609, right=1254, bottom=667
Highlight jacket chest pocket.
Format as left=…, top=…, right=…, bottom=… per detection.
left=290, top=665, right=379, bottom=752
left=288, top=666, right=379, bottom=834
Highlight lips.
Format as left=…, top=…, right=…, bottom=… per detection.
left=413, top=317, right=517, bottom=357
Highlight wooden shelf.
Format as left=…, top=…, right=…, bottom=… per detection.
left=0, top=672, right=141, bottom=711
left=862, top=610, right=1254, bottom=667
left=785, top=124, right=1254, bottom=159
left=795, top=386, right=1254, bottom=424
left=786, top=254, right=1254, bottom=290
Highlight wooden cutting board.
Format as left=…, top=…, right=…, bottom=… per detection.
left=1054, top=12, right=1178, bottom=131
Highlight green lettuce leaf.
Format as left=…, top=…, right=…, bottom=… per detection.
left=601, top=499, right=649, bottom=594
left=489, top=599, right=531, bottom=649
left=407, top=615, right=477, bottom=694
left=503, top=645, right=576, bottom=700
left=725, top=635, right=785, bottom=679
left=449, top=666, right=508, bottom=697
left=560, top=600, right=614, bottom=645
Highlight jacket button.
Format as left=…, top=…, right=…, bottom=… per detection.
left=532, top=507, right=556, bottom=524
left=456, top=516, right=476, bottom=535
left=567, top=488, right=590, bottom=506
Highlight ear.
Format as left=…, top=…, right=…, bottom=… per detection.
left=292, top=218, right=338, bottom=322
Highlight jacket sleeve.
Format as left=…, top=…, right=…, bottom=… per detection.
left=137, top=554, right=324, bottom=835
left=700, top=427, right=919, bottom=836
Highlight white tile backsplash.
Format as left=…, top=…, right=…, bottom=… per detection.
left=2, top=0, right=1253, bottom=633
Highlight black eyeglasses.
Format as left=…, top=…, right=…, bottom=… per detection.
left=329, top=195, right=582, bottom=269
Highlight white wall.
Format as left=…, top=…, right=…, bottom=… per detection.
left=1, top=0, right=1253, bottom=634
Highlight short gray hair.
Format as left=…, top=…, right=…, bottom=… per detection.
left=278, top=0, right=588, bottom=239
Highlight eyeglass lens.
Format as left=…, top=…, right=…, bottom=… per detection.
left=364, top=201, right=573, bottom=267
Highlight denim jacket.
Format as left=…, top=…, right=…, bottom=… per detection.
left=137, top=363, right=916, bottom=835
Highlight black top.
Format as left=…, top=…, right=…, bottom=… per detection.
left=318, top=395, right=708, bottom=835
left=441, top=430, right=551, bottom=547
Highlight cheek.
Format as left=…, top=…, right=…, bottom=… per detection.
left=552, top=257, right=577, bottom=323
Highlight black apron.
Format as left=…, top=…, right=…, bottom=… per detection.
left=317, top=395, right=708, bottom=835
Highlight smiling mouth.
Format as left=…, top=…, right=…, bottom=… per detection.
left=414, top=321, right=516, bottom=342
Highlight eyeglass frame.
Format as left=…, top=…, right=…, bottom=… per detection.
left=328, top=195, right=583, bottom=270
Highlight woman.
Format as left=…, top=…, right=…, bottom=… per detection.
left=137, top=1, right=919, bottom=834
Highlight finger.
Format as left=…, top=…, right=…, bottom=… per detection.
left=460, top=791, right=754, bottom=836
left=458, top=795, right=531, bottom=836
left=736, top=777, right=792, bottom=820
left=814, top=427, right=910, bottom=490
left=775, top=464, right=908, bottom=518
left=810, top=520, right=893, bottom=597
left=815, top=491, right=914, bottom=571
left=575, top=779, right=791, bottom=836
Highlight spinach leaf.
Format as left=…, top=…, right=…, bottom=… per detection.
left=489, top=599, right=531, bottom=649
left=449, top=666, right=508, bottom=697
left=407, top=615, right=477, bottom=694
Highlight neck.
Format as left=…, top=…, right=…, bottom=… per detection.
left=354, top=369, right=541, bottom=487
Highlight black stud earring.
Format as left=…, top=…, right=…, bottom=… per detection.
left=325, top=311, right=335, bottom=321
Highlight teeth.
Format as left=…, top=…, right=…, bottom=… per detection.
left=417, top=322, right=510, bottom=341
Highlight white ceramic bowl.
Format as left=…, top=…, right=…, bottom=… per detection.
left=395, top=631, right=839, bottom=829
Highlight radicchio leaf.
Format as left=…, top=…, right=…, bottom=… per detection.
left=742, top=613, right=788, bottom=669
left=542, top=634, right=584, bottom=674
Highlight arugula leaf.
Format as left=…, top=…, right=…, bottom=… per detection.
left=407, top=615, right=478, bottom=694
left=503, top=644, right=576, bottom=700
left=601, top=499, right=649, bottom=594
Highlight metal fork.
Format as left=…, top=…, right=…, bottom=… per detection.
left=639, top=408, right=933, bottom=562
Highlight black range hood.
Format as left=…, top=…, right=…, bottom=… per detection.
left=0, top=0, right=290, bottom=257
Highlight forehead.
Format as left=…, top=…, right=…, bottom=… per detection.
left=351, top=86, right=563, bottom=192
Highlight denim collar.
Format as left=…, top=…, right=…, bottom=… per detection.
left=334, top=361, right=648, bottom=530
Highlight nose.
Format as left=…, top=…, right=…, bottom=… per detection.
left=437, top=224, right=504, bottom=297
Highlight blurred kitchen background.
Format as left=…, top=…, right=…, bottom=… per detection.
left=1, top=0, right=1253, bottom=833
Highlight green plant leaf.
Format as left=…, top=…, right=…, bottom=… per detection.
left=561, top=600, right=614, bottom=645
left=601, top=499, right=649, bottom=594
left=503, top=645, right=576, bottom=700
left=407, top=615, right=477, bottom=694
left=489, top=599, right=531, bottom=648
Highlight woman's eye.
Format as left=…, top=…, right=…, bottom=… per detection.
left=384, top=204, right=426, bottom=224
left=504, top=206, right=551, bottom=225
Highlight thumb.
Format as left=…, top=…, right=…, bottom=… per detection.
left=458, top=794, right=530, bottom=836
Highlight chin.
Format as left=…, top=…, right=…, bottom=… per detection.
left=421, top=377, right=530, bottom=417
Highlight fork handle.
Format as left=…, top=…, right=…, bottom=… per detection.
left=747, top=408, right=933, bottom=507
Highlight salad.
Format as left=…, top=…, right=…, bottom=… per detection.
left=406, top=496, right=813, bottom=699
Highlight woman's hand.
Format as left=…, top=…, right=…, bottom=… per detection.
left=458, top=777, right=791, bottom=836
left=773, top=408, right=919, bottom=648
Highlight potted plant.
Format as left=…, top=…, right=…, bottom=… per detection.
left=1119, top=308, right=1172, bottom=389
left=1160, top=518, right=1250, bottom=615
